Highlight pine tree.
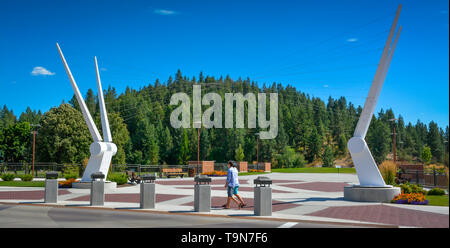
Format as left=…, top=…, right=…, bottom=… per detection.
left=421, top=145, right=432, bottom=164
left=235, top=144, right=245, bottom=162
left=178, top=128, right=190, bottom=164
left=322, top=146, right=334, bottom=167
left=427, top=121, right=443, bottom=162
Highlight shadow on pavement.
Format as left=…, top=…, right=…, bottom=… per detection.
left=273, top=197, right=344, bottom=204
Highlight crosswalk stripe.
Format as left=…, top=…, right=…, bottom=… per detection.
left=277, top=222, right=298, bottom=228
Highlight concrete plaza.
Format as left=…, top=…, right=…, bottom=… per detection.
left=0, top=172, right=448, bottom=228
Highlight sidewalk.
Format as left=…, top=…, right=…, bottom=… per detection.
left=0, top=173, right=448, bottom=228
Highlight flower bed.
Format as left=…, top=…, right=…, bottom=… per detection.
left=391, top=193, right=428, bottom=205
left=58, top=178, right=79, bottom=188
left=249, top=169, right=264, bottom=173
left=201, top=171, right=227, bottom=177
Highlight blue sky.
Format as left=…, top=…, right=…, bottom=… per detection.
left=0, top=0, right=448, bottom=128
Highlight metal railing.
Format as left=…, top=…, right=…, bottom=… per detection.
left=397, top=168, right=448, bottom=188
left=0, top=162, right=191, bottom=178
left=0, top=162, right=272, bottom=178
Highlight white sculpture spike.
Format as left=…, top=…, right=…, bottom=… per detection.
left=95, top=56, right=112, bottom=142
left=56, top=43, right=102, bottom=142
left=353, top=5, right=402, bottom=139
left=57, top=43, right=117, bottom=182
left=347, top=5, right=402, bottom=187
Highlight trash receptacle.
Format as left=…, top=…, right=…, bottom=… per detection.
left=45, top=171, right=58, bottom=203
left=194, top=175, right=211, bottom=212
left=254, top=176, right=272, bottom=216
left=140, top=174, right=156, bottom=209
left=90, top=172, right=105, bottom=206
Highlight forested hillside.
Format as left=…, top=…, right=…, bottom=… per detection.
left=0, top=70, right=448, bottom=168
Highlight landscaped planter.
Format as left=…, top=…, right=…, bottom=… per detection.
left=391, top=193, right=428, bottom=205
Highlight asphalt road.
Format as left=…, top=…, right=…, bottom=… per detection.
left=0, top=203, right=361, bottom=228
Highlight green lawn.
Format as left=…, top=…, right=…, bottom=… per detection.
left=0, top=181, right=45, bottom=187
left=271, top=167, right=356, bottom=173
left=426, top=195, right=449, bottom=206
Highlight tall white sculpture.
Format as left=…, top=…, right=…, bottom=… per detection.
left=347, top=5, right=402, bottom=187
left=56, top=43, right=117, bottom=182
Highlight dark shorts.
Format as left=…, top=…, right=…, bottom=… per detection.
left=227, top=186, right=239, bottom=197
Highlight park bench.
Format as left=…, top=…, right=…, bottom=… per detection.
left=162, top=168, right=184, bottom=178
left=125, top=170, right=142, bottom=184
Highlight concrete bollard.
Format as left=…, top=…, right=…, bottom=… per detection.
left=140, top=174, right=156, bottom=209
left=90, top=172, right=105, bottom=206
left=254, top=176, right=272, bottom=216
left=194, top=175, right=211, bottom=212
left=45, top=171, right=59, bottom=203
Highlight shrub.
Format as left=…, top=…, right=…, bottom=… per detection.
left=400, top=182, right=426, bottom=194
left=410, top=184, right=426, bottom=194
left=107, top=173, right=128, bottom=185
left=427, top=188, right=446, bottom=196
left=19, top=174, right=34, bottom=182
left=400, top=183, right=412, bottom=194
left=1, top=173, right=16, bottom=181
left=64, top=173, right=78, bottom=180
left=379, top=160, right=397, bottom=185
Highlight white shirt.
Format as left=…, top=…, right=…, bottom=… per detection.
left=227, top=167, right=239, bottom=187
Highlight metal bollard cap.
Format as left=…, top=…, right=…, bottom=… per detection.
left=141, top=174, right=156, bottom=183
left=254, top=176, right=272, bottom=187
left=90, top=172, right=105, bottom=180
left=46, top=171, right=59, bottom=179
left=194, top=174, right=211, bottom=184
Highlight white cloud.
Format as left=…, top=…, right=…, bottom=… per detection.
left=154, top=9, right=177, bottom=15
left=323, top=84, right=329, bottom=88
left=346, top=38, right=358, bottom=42
left=31, top=66, right=55, bottom=76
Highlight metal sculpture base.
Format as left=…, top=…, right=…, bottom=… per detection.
left=344, top=185, right=401, bottom=203
left=72, top=181, right=117, bottom=190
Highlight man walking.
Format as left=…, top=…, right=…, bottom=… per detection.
left=223, top=161, right=246, bottom=209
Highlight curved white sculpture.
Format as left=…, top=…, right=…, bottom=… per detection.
left=56, top=43, right=117, bottom=182
left=348, top=5, right=402, bottom=187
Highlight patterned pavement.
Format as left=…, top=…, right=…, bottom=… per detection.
left=307, top=204, right=449, bottom=228
left=0, top=190, right=71, bottom=200
left=0, top=173, right=448, bottom=228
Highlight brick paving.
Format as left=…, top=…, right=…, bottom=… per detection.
left=307, top=204, right=449, bottom=228
left=0, top=190, right=71, bottom=200
left=270, top=180, right=303, bottom=184
left=67, top=193, right=187, bottom=203
left=182, top=196, right=300, bottom=212
left=156, top=179, right=248, bottom=185
left=281, top=182, right=351, bottom=192
left=0, top=173, right=448, bottom=228
left=210, top=186, right=293, bottom=193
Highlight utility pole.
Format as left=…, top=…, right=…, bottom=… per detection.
left=194, top=121, right=201, bottom=175
left=30, top=124, right=41, bottom=177
left=389, top=118, right=398, bottom=163
left=255, top=133, right=260, bottom=170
